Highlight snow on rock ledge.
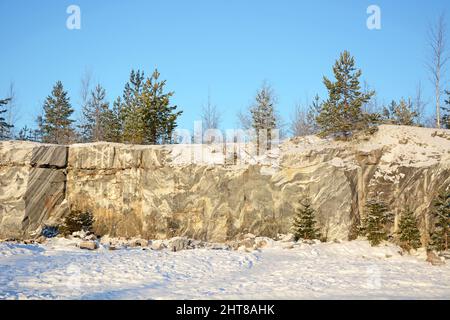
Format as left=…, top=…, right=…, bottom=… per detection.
left=0, top=125, right=449, bottom=242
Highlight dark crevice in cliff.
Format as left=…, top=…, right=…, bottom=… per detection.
left=20, top=146, right=70, bottom=235
left=61, top=145, right=69, bottom=201
left=30, top=163, right=67, bottom=169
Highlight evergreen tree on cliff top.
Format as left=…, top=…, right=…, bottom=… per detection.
left=40, top=81, right=75, bottom=144
left=317, top=51, right=377, bottom=138
left=140, top=69, right=182, bottom=144
left=78, top=84, right=110, bottom=142
left=121, top=69, right=146, bottom=144
left=0, top=98, right=13, bottom=140
left=250, top=83, right=277, bottom=152
left=292, top=196, right=320, bottom=241
left=382, top=98, right=419, bottom=126
left=101, top=96, right=123, bottom=143
left=120, top=69, right=182, bottom=144
left=306, top=94, right=322, bottom=134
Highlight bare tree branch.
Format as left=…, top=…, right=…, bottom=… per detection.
left=413, top=81, right=428, bottom=125
left=80, top=68, right=93, bottom=109
left=201, top=92, right=221, bottom=130
left=290, top=103, right=310, bottom=137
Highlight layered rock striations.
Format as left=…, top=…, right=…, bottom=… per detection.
left=1, top=125, right=449, bottom=242
left=0, top=142, right=68, bottom=238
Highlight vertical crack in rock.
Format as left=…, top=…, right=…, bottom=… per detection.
left=21, top=145, right=69, bottom=237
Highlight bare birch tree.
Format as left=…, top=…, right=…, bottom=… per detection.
left=290, top=103, right=309, bottom=137
left=80, top=68, right=93, bottom=109
left=290, top=95, right=321, bottom=137
left=427, top=12, right=449, bottom=128
left=413, top=81, right=428, bottom=126
left=201, top=93, right=221, bottom=130
left=236, top=109, right=252, bottom=130
left=78, top=68, right=93, bottom=142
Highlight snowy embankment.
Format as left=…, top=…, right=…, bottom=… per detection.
left=0, top=239, right=449, bottom=300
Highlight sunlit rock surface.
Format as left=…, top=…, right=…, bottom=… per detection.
left=1, top=125, right=449, bottom=242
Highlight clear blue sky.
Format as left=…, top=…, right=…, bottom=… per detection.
left=1, top=0, right=449, bottom=132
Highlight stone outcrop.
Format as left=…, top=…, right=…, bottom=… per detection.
left=0, top=125, right=449, bottom=242
left=0, top=142, right=68, bottom=239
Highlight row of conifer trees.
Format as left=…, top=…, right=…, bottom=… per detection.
left=0, top=69, right=183, bottom=145
left=292, top=188, right=449, bottom=252
left=2, top=50, right=450, bottom=144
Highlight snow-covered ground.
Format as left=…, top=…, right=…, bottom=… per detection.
left=0, top=239, right=448, bottom=300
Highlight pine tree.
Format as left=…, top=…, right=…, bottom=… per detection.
left=382, top=98, right=418, bottom=126
left=317, top=51, right=377, bottom=138
left=361, top=199, right=393, bottom=246
left=306, top=94, right=322, bottom=134
left=0, top=98, right=13, bottom=140
left=17, top=125, right=32, bottom=141
left=119, top=69, right=182, bottom=145
left=78, top=84, right=110, bottom=142
left=382, top=101, right=396, bottom=123
left=398, top=207, right=422, bottom=251
left=16, top=125, right=41, bottom=142
left=40, top=81, right=75, bottom=144
left=121, top=70, right=146, bottom=144
left=292, top=196, right=320, bottom=241
left=141, top=69, right=182, bottom=144
left=101, top=97, right=123, bottom=143
left=250, top=83, right=277, bottom=153
left=33, top=115, right=44, bottom=142
left=429, top=188, right=449, bottom=251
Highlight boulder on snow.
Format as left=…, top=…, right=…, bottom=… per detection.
left=151, top=240, right=167, bottom=250
left=72, top=230, right=88, bottom=239
left=255, top=237, right=273, bottom=249
left=84, top=234, right=98, bottom=241
left=35, top=235, right=47, bottom=244
left=79, top=241, right=98, bottom=250
left=99, top=235, right=112, bottom=246
left=278, top=234, right=295, bottom=242
left=239, top=238, right=256, bottom=249
left=426, top=251, right=446, bottom=266
left=130, top=238, right=149, bottom=247
left=237, top=245, right=252, bottom=253
left=168, top=237, right=190, bottom=252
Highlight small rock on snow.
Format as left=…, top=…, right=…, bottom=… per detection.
left=79, top=241, right=98, bottom=250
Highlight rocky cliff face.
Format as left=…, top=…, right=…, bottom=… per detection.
left=0, top=142, right=68, bottom=238
left=1, top=125, right=449, bottom=242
